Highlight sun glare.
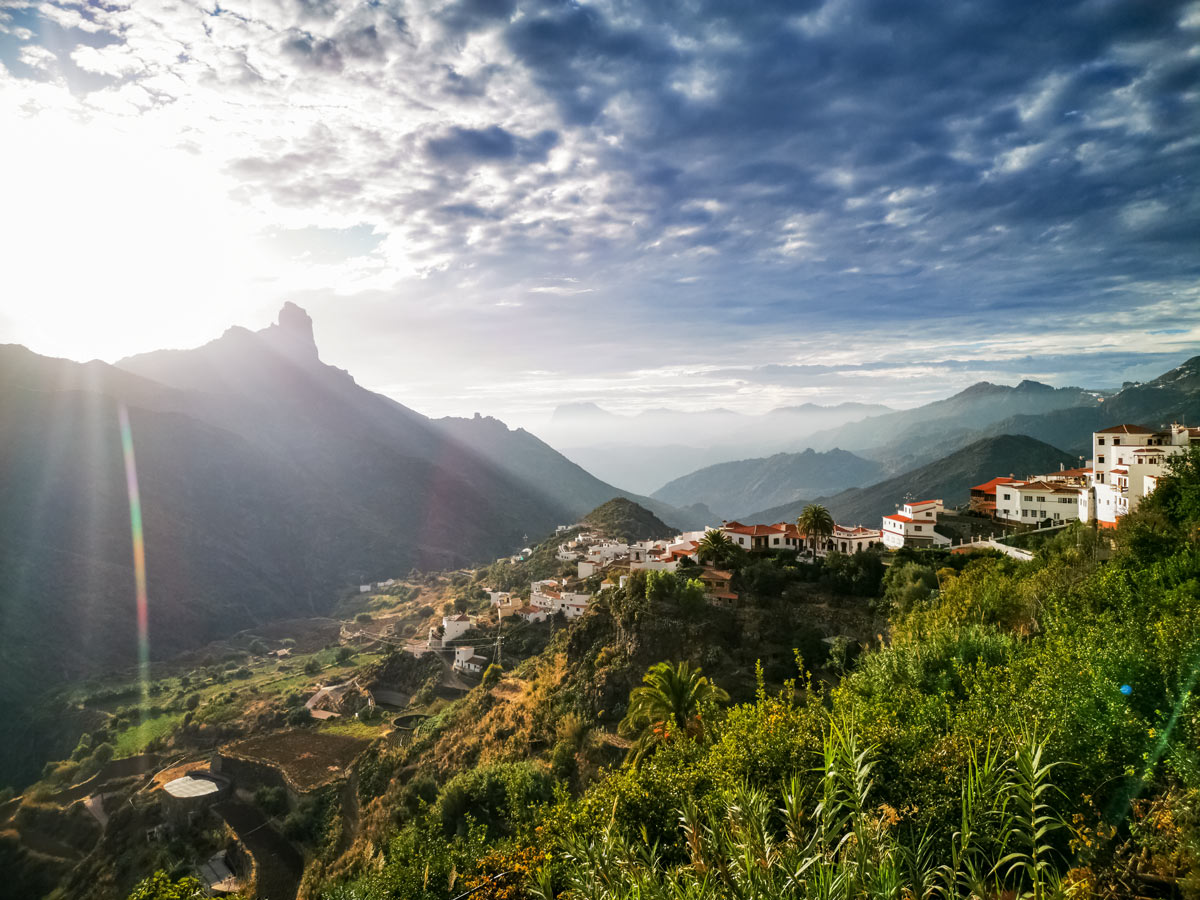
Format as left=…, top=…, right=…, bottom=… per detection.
left=0, top=110, right=269, bottom=361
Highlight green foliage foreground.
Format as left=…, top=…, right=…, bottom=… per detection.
left=315, top=448, right=1200, bottom=900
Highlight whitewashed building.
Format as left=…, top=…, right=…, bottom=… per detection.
left=881, top=499, right=945, bottom=549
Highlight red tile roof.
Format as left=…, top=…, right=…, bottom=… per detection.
left=884, top=513, right=914, bottom=523
left=1097, top=424, right=1154, bottom=434
left=906, top=499, right=942, bottom=508
left=723, top=522, right=787, bottom=536
left=970, top=476, right=1018, bottom=493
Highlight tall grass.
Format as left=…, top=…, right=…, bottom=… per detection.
left=542, top=727, right=1072, bottom=900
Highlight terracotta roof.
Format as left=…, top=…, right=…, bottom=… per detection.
left=516, top=605, right=540, bottom=614
left=723, top=522, right=786, bottom=536
left=1097, top=424, right=1154, bottom=434
left=1018, top=480, right=1081, bottom=494
left=884, top=513, right=914, bottom=523
left=701, top=568, right=733, bottom=581
left=971, top=476, right=1018, bottom=493
left=450, top=613, right=472, bottom=622
left=906, top=499, right=942, bottom=508
left=707, top=591, right=739, bottom=601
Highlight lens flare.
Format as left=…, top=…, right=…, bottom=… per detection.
left=118, top=404, right=151, bottom=716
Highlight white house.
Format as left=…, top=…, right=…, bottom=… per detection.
left=531, top=579, right=592, bottom=619
left=993, top=480, right=1083, bottom=525
left=830, top=525, right=884, bottom=554
left=515, top=604, right=548, bottom=623
left=358, top=584, right=372, bottom=593
left=486, top=590, right=512, bottom=606
left=881, top=499, right=944, bottom=549
left=452, top=646, right=489, bottom=675
left=441, top=613, right=475, bottom=642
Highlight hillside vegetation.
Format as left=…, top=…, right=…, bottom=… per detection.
left=582, top=498, right=678, bottom=542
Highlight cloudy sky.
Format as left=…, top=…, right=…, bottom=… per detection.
left=2, top=0, right=1198, bottom=427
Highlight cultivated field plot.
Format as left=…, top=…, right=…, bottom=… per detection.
left=222, top=730, right=370, bottom=791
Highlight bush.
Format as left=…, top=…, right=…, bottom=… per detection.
left=436, top=761, right=554, bottom=840
left=285, top=706, right=314, bottom=727
left=481, top=663, right=503, bottom=689
left=336, top=647, right=354, bottom=664
left=91, top=742, right=115, bottom=765
left=254, top=785, right=288, bottom=816
left=355, top=612, right=373, bottom=623
left=185, top=694, right=200, bottom=710
left=304, top=659, right=322, bottom=675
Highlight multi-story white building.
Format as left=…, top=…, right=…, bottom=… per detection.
left=881, top=499, right=945, bottom=549
left=441, top=613, right=476, bottom=642
left=1090, top=423, right=1198, bottom=527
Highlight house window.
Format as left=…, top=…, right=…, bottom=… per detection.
left=1113, top=438, right=1121, bottom=446
left=914, top=525, right=922, bottom=531
left=1098, top=456, right=1105, bottom=464
left=1002, top=493, right=1011, bottom=500
left=1023, top=495, right=1032, bottom=502
left=1037, top=496, right=1045, bottom=502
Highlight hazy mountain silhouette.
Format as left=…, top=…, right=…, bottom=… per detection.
left=652, top=448, right=886, bottom=520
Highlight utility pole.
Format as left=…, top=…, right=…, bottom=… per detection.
left=494, top=619, right=503, bottom=667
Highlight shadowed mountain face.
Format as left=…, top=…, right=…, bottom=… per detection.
left=0, top=305, right=646, bottom=787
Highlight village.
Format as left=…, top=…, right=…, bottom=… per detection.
left=378, top=420, right=1200, bottom=675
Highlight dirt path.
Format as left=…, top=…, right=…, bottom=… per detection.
left=215, top=800, right=303, bottom=900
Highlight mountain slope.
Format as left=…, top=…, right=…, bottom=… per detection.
left=744, top=435, right=1078, bottom=526
left=886, top=355, right=1200, bottom=463
left=0, top=306, right=586, bottom=786
left=583, top=498, right=676, bottom=542
left=804, top=380, right=1102, bottom=456
left=433, top=414, right=715, bottom=531
left=651, top=448, right=886, bottom=520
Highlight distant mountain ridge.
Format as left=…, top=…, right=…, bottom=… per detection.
left=539, top=400, right=892, bottom=492
left=744, top=434, right=1079, bottom=526
left=651, top=448, right=886, bottom=520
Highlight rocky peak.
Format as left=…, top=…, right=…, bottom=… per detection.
left=260, top=302, right=318, bottom=362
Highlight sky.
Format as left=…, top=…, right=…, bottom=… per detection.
left=1, top=0, right=1198, bottom=428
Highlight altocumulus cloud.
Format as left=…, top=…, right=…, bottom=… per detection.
left=1, top=0, right=1198, bottom=418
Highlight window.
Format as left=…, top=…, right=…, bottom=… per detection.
left=1037, top=496, right=1045, bottom=502
left=1023, top=495, right=1033, bottom=501
left=914, top=525, right=922, bottom=531
left=1002, top=492, right=1011, bottom=500
left=1098, top=438, right=1105, bottom=445
left=1098, top=455, right=1105, bottom=464
left=1113, top=438, right=1120, bottom=445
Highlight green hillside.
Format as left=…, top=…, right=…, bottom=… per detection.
left=583, top=497, right=677, bottom=542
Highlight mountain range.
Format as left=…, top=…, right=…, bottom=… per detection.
left=539, top=400, right=891, bottom=493
left=743, top=434, right=1081, bottom=526
left=0, top=304, right=697, bottom=785
left=652, top=448, right=886, bottom=520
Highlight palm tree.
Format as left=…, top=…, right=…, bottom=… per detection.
left=696, top=528, right=734, bottom=566
left=618, top=660, right=729, bottom=764
left=798, top=504, right=835, bottom=558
